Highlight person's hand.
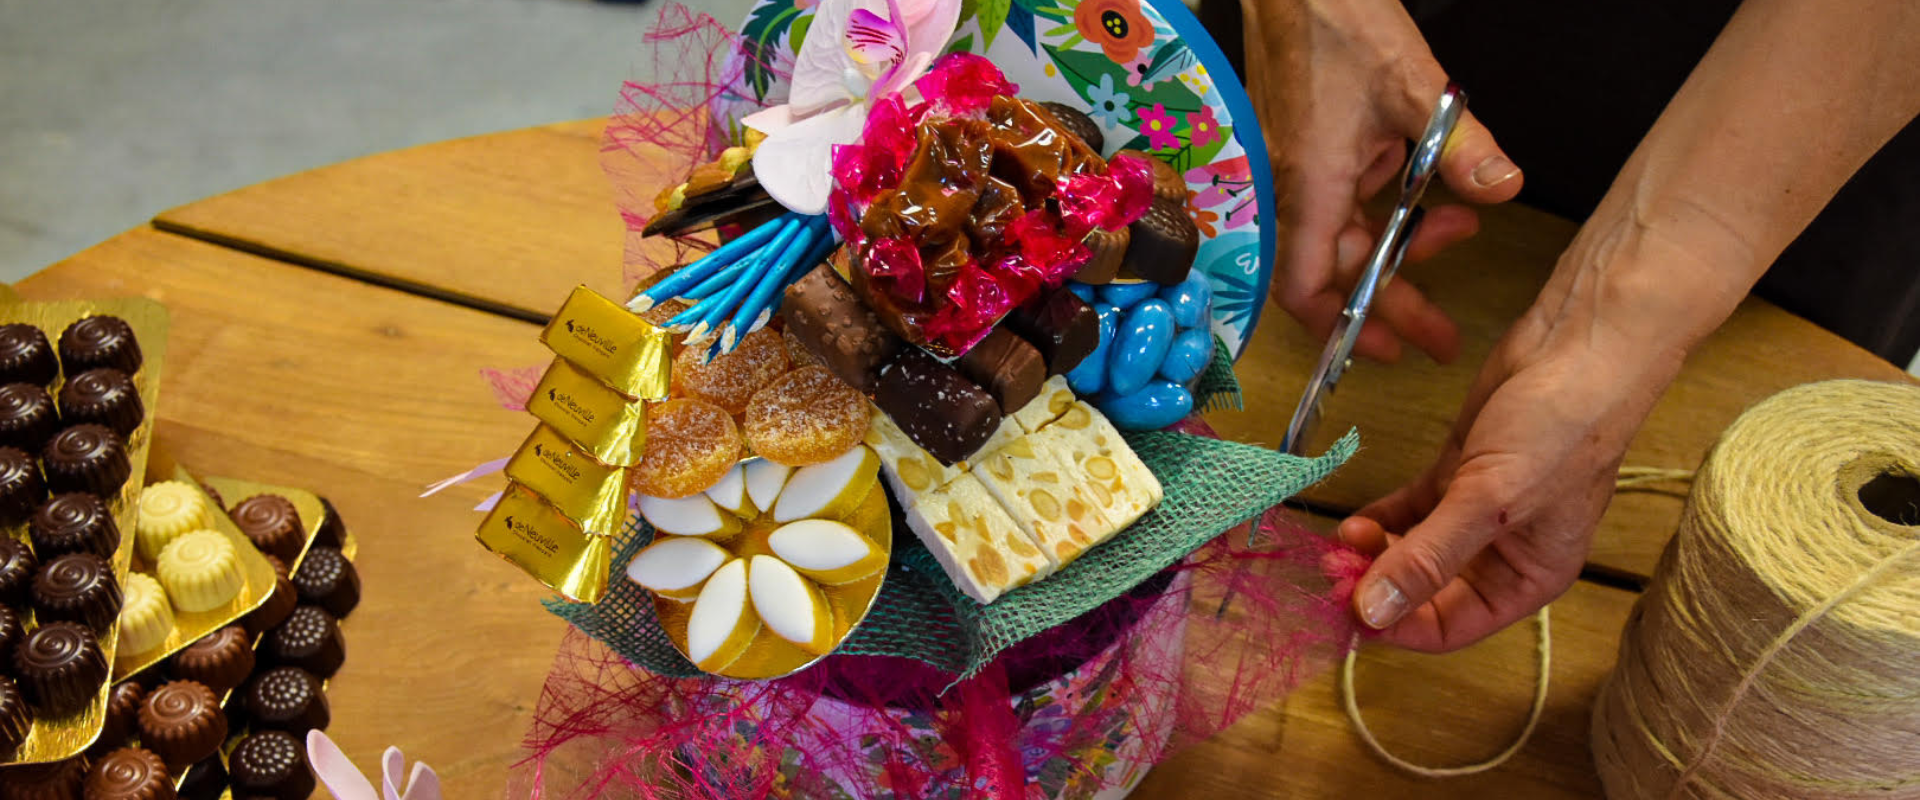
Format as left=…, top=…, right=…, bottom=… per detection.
left=1333, top=252, right=1693, bottom=651
left=1243, top=0, right=1524, bottom=364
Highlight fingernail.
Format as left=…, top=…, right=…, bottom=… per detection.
left=1356, top=576, right=1407, bottom=629
left=1471, top=155, right=1520, bottom=188
left=1334, top=233, right=1361, bottom=270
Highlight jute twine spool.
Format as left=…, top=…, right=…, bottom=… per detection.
left=1592, top=379, right=1920, bottom=799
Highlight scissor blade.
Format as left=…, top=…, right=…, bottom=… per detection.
left=1282, top=312, right=1360, bottom=455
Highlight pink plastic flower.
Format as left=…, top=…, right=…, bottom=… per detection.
left=1185, top=106, right=1219, bottom=148
left=1137, top=104, right=1179, bottom=150
left=915, top=53, right=1018, bottom=116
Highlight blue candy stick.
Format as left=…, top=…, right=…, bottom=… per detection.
left=691, top=219, right=805, bottom=344
left=629, top=215, right=791, bottom=311
left=729, top=217, right=830, bottom=344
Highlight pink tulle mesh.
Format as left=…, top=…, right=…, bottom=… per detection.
left=483, top=365, right=545, bottom=412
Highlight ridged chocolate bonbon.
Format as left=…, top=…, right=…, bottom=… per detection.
left=58, top=315, right=142, bottom=375
left=137, top=680, right=227, bottom=772
left=0, top=538, right=35, bottom=607
left=291, top=546, right=359, bottom=618
left=781, top=264, right=904, bottom=394
left=229, top=494, right=304, bottom=563
left=92, top=680, right=148, bottom=757
left=0, top=675, right=27, bottom=757
left=243, top=666, right=329, bottom=735
left=266, top=605, right=345, bottom=678
left=1004, top=288, right=1099, bottom=375
left=243, top=571, right=298, bottom=638
left=954, top=327, right=1046, bottom=413
left=31, top=553, right=122, bottom=631
left=315, top=497, right=347, bottom=549
left=1120, top=196, right=1199, bottom=285
left=84, top=747, right=176, bottom=800
left=0, top=384, right=59, bottom=455
left=41, top=424, right=130, bottom=498
left=1038, top=101, right=1104, bottom=154
left=30, top=493, right=119, bottom=561
left=0, top=755, right=88, bottom=798
left=57, top=368, right=142, bottom=437
left=0, top=606, right=19, bottom=668
left=168, top=625, right=254, bottom=695
left=12, top=621, right=107, bottom=715
left=228, top=730, right=314, bottom=800
left=0, top=324, right=57, bottom=387
left=874, top=350, right=1001, bottom=465
left=0, top=446, right=46, bottom=526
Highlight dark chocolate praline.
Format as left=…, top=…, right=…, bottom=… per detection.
left=242, top=573, right=297, bottom=638
left=57, top=368, right=143, bottom=437
left=31, top=553, right=122, bottom=632
left=265, top=605, right=345, bottom=678
left=84, top=746, right=177, bottom=800
left=228, top=730, right=314, bottom=800
left=0, top=324, right=58, bottom=387
left=1038, top=101, right=1105, bottom=154
left=315, top=496, right=347, bottom=549
left=0, top=675, right=28, bottom=758
left=228, top=494, right=304, bottom=564
left=58, top=315, right=142, bottom=376
left=12, top=621, right=108, bottom=715
left=167, top=626, right=254, bottom=696
left=175, top=754, right=226, bottom=800
left=0, top=606, right=19, bottom=669
left=243, top=666, right=329, bottom=735
left=0, top=446, right=46, bottom=526
left=91, top=680, right=148, bottom=758
left=291, top=546, right=358, bottom=618
left=41, top=424, right=130, bottom=499
left=29, top=493, right=120, bottom=561
left=0, top=537, right=37, bottom=607
left=0, top=754, right=88, bottom=799
left=0, top=384, right=60, bottom=455
left=136, top=680, right=227, bottom=772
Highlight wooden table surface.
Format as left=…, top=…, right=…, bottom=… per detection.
left=14, top=118, right=1907, bottom=798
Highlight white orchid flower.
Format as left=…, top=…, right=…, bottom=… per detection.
left=743, top=0, right=961, bottom=215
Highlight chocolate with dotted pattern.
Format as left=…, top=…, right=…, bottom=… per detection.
left=228, top=730, right=315, bottom=800
left=243, top=666, right=329, bottom=735
left=265, top=605, right=345, bottom=678
left=291, top=547, right=359, bottom=618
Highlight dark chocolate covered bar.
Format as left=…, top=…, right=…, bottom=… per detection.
left=954, top=327, right=1045, bottom=413
left=874, top=349, right=1001, bottom=465
left=1004, top=288, right=1099, bottom=376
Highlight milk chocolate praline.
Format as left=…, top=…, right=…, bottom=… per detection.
left=228, top=730, right=314, bottom=800
left=0, top=446, right=46, bottom=526
left=91, top=680, right=148, bottom=758
left=41, top=424, right=130, bottom=498
left=0, top=755, right=88, bottom=800
left=0, top=324, right=57, bottom=387
left=0, top=538, right=36, bottom=607
left=59, top=315, right=142, bottom=376
left=30, top=493, right=119, bottom=561
left=229, top=494, right=304, bottom=563
left=243, top=666, right=329, bottom=735
left=0, top=675, right=28, bottom=758
left=58, top=368, right=143, bottom=437
left=291, top=546, right=359, bottom=618
left=265, top=605, right=345, bottom=678
left=85, top=747, right=176, bottom=800
left=1120, top=195, right=1199, bottom=285
left=31, top=553, right=122, bottom=631
left=1038, top=101, right=1104, bottom=154
left=167, top=626, right=254, bottom=696
left=13, top=621, right=108, bottom=715
left=137, top=680, right=227, bottom=772
left=0, top=384, right=60, bottom=455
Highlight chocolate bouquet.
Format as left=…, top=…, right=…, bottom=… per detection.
left=465, top=1, right=1374, bottom=797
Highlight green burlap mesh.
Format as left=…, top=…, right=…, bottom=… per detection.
left=546, top=426, right=1357, bottom=680
left=1195, top=335, right=1243, bottom=413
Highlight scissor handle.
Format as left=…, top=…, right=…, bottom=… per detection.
left=1403, top=83, right=1467, bottom=204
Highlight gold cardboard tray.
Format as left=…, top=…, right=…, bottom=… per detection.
left=108, top=467, right=282, bottom=682
left=653, top=479, right=892, bottom=680
left=2, top=297, right=169, bottom=765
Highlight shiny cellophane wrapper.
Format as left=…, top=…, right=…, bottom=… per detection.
left=652, top=478, right=892, bottom=681
left=1, top=297, right=168, bottom=764
left=177, top=474, right=353, bottom=797
left=109, top=468, right=304, bottom=681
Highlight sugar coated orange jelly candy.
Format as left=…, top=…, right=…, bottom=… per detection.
left=632, top=398, right=743, bottom=498
left=744, top=366, right=868, bottom=467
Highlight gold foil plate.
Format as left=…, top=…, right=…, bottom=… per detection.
left=1, top=297, right=169, bottom=765
left=653, top=479, right=892, bottom=680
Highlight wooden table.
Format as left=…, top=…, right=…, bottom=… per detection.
left=18, top=118, right=1910, bottom=798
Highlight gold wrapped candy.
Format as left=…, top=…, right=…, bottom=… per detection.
left=476, top=482, right=613, bottom=603
left=540, top=286, right=672, bottom=401
left=527, top=358, right=649, bottom=467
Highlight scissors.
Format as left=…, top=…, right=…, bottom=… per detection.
left=1279, top=83, right=1467, bottom=457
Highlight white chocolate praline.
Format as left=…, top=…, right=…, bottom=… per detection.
left=638, top=493, right=743, bottom=538
left=686, top=558, right=759, bottom=671
left=625, top=536, right=732, bottom=600
left=743, top=459, right=793, bottom=514
left=137, top=481, right=216, bottom=563
left=772, top=445, right=878, bottom=523
left=116, top=572, right=175, bottom=654
left=703, top=463, right=757, bottom=517
left=747, top=555, right=834, bottom=655
left=766, top=518, right=886, bottom=585
left=156, top=529, right=245, bottom=613
left=904, top=473, right=1053, bottom=604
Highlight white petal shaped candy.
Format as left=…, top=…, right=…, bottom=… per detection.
left=686, top=559, right=759, bottom=672
left=767, top=518, right=886, bottom=585
left=773, top=445, right=879, bottom=523
left=704, top=464, right=757, bottom=518
left=747, top=555, right=834, bottom=655
left=625, top=536, right=732, bottom=601
left=638, top=493, right=743, bottom=538
left=744, top=459, right=794, bottom=515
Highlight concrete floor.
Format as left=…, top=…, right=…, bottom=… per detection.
left=0, top=0, right=752, bottom=281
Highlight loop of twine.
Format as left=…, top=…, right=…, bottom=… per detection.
left=1339, top=466, right=1694, bottom=777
